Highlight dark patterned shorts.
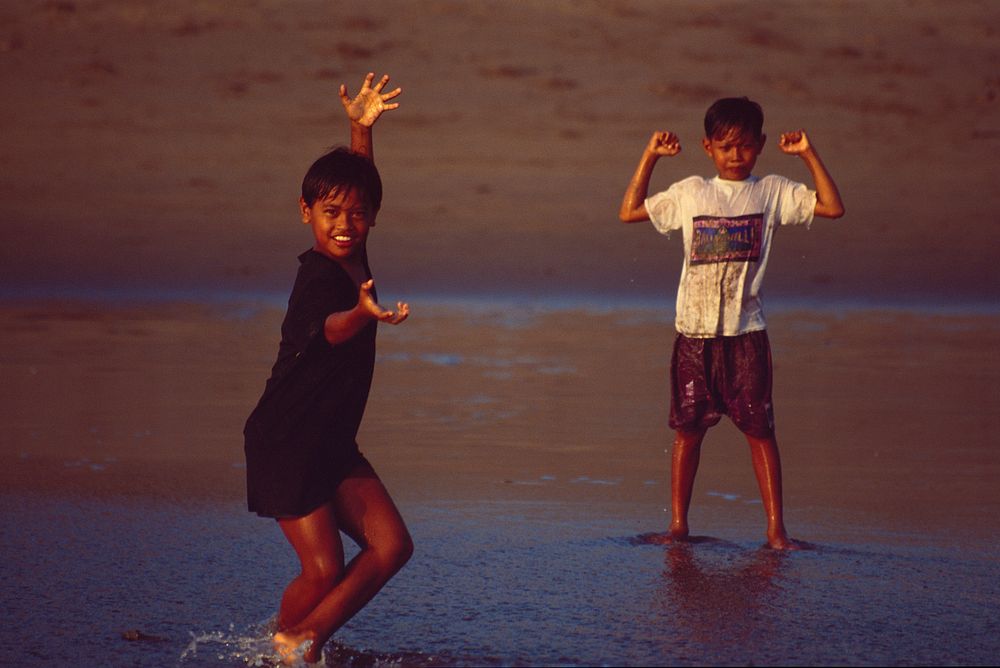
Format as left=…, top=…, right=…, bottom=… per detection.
left=669, top=329, right=775, bottom=438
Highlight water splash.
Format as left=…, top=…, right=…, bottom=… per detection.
left=179, top=619, right=459, bottom=667
left=180, top=619, right=284, bottom=667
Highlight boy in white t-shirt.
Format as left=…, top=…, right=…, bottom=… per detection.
left=619, top=97, right=844, bottom=550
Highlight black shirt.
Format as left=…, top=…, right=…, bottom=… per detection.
left=243, top=249, right=376, bottom=517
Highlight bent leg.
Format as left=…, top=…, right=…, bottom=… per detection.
left=274, top=461, right=413, bottom=662
left=745, top=433, right=799, bottom=550
left=670, top=428, right=707, bottom=539
left=276, top=503, right=346, bottom=631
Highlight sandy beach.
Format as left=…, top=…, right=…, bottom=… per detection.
left=2, top=300, right=999, bottom=665
left=3, top=300, right=999, bottom=539
left=2, top=0, right=999, bottom=665
left=1, top=0, right=998, bottom=305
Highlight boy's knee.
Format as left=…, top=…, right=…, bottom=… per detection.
left=301, top=558, right=344, bottom=590
left=394, top=531, right=415, bottom=568
left=378, top=530, right=413, bottom=572
left=673, top=429, right=706, bottom=448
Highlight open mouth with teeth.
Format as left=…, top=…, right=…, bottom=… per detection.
left=330, top=233, right=359, bottom=248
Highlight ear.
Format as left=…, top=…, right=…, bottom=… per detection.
left=757, top=133, right=767, bottom=153
left=701, top=137, right=712, bottom=156
left=299, top=197, right=311, bottom=225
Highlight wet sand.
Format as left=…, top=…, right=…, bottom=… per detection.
left=2, top=0, right=1000, bottom=664
left=1, top=1, right=999, bottom=304
left=1, top=298, right=999, bottom=666
left=3, top=299, right=999, bottom=541
left=5, top=491, right=999, bottom=667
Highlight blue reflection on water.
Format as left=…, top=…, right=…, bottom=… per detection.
left=2, top=493, right=998, bottom=667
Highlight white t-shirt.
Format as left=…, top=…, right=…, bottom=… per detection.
left=646, top=174, right=816, bottom=337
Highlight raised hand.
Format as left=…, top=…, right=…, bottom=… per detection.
left=647, top=131, right=681, bottom=157
left=778, top=129, right=844, bottom=218
left=358, top=280, right=409, bottom=325
left=340, top=72, right=401, bottom=128
left=778, top=129, right=812, bottom=155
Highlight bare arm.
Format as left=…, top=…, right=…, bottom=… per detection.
left=778, top=130, right=845, bottom=219
left=323, top=280, right=409, bottom=345
left=619, top=131, right=681, bottom=222
left=340, top=72, right=402, bottom=160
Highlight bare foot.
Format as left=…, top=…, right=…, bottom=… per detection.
left=633, top=524, right=695, bottom=545
left=634, top=531, right=674, bottom=545
left=669, top=521, right=690, bottom=541
left=302, top=643, right=323, bottom=664
left=766, top=533, right=806, bottom=551
left=273, top=629, right=319, bottom=665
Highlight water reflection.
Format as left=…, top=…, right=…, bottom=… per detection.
left=654, top=538, right=789, bottom=660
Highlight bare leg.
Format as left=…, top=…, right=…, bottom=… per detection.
left=274, top=461, right=413, bottom=663
left=745, top=433, right=800, bottom=550
left=276, top=504, right=346, bottom=632
left=670, top=428, right=707, bottom=539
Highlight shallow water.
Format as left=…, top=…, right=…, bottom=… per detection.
left=3, top=492, right=997, bottom=667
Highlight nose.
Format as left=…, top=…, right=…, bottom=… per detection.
left=333, top=212, right=354, bottom=230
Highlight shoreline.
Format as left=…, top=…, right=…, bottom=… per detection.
left=4, top=452, right=997, bottom=554
left=0, top=284, right=1000, bottom=314
left=3, top=296, right=998, bottom=667
left=1, top=289, right=999, bottom=317
left=3, top=298, right=998, bottom=553
left=3, top=1, right=998, bottom=663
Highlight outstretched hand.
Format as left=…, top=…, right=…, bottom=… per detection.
left=646, top=131, right=681, bottom=157
left=340, top=72, right=401, bottom=128
left=778, top=129, right=812, bottom=155
left=358, top=279, right=409, bottom=325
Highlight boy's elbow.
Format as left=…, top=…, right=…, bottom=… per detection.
left=816, top=202, right=845, bottom=219
left=618, top=208, right=646, bottom=224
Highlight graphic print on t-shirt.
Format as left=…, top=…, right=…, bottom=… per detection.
left=690, top=214, right=764, bottom=265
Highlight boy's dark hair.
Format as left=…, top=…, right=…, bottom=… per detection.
left=301, top=147, right=382, bottom=213
left=704, top=97, right=764, bottom=140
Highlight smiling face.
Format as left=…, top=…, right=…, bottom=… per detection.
left=702, top=127, right=766, bottom=182
left=300, top=186, right=374, bottom=265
